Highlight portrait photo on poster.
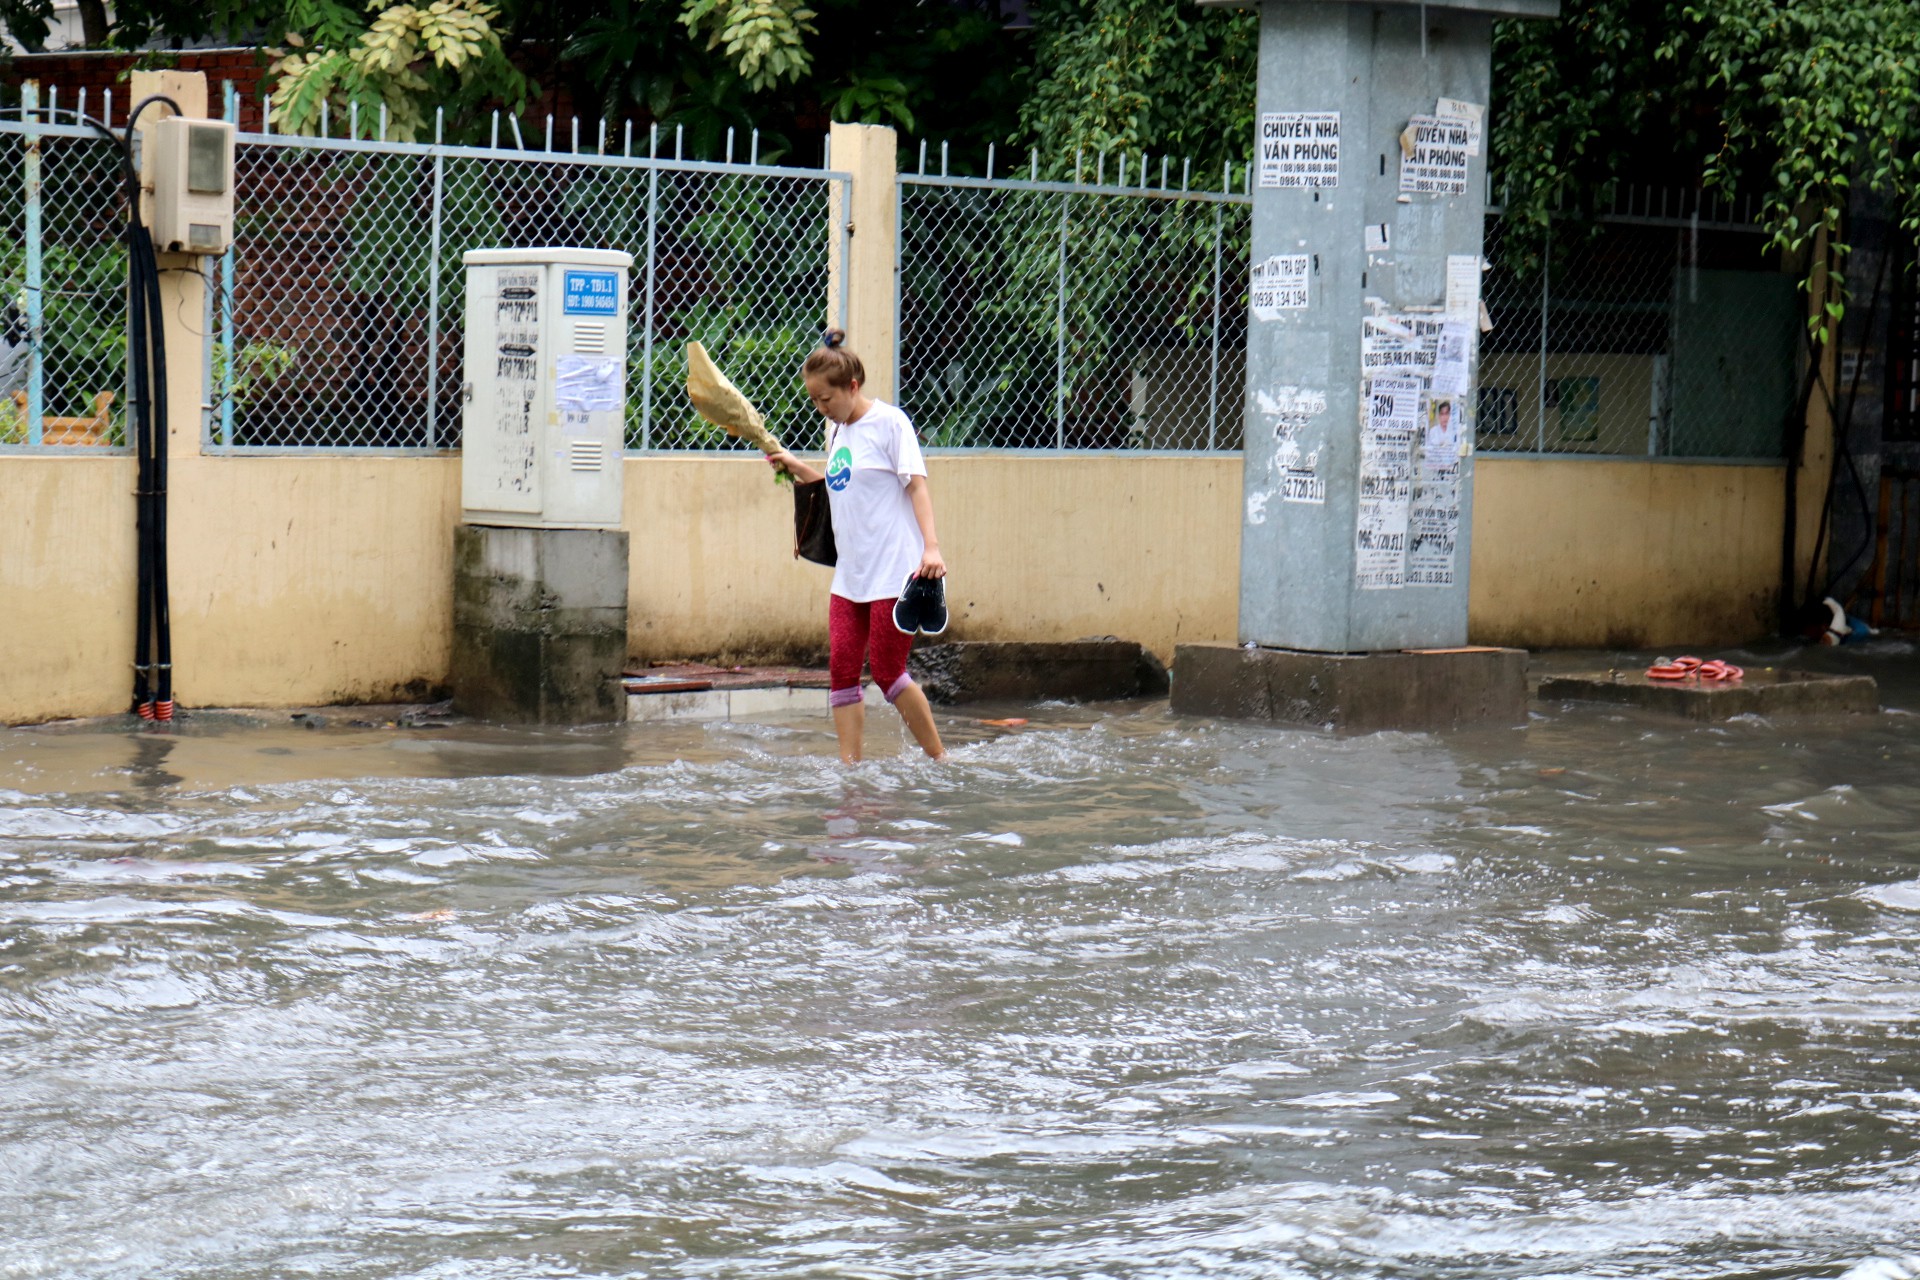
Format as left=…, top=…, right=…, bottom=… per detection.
left=1423, top=394, right=1460, bottom=469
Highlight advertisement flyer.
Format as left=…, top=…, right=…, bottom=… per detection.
left=1258, top=112, right=1341, bottom=188
left=1354, top=376, right=1419, bottom=591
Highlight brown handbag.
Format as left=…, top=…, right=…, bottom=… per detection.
left=793, top=478, right=836, bottom=566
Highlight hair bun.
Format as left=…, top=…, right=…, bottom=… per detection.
left=822, top=328, right=847, bottom=350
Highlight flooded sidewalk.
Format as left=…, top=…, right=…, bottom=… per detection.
left=4, top=641, right=1920, bottom=1278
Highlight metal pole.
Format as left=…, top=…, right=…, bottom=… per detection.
left=1659, top=226, right=1680, bottom=459
left=22, top=81, right=42, bottom=446
left=1208, top=202, right=1223, bottom=450
left=640, top=158, right=659, bottom=449
left=891, top=179, right=903, bottom=401
left=1688, top=203, right=1699, bottom=304
left=219, top=82, right=238, bottom=445
left=1536, top=227, right=1550, bottom=453
left=424, top=111, right=446, bottom=447
left=839, top=180, right=851, bottom=335
left=1055, top=190, right=1070, bottom=450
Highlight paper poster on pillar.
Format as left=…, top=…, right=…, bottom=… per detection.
left=1250, top=255, right=1311, bottom=320
left=1256, top=384, right=1329, bottom=505
left=1354, top=377, right=1419, bottom=591
left=1258, top=112, right=1340, bottom=189
left=1445, top=255, right=1482, bottom=317
left=1407, top=465, right=1460, bottom=587
left=1435, top=98, right=1485, bottom=156
left=1361, top=313, right=1445, bottom=382
left=1430, top=319, right=1472, bottom=398
left=1408, top=396, right=1465, bottom=588
left=1422, top=394, right=1461, bottom=469
left=1398, top=116, right=1472, bottom=196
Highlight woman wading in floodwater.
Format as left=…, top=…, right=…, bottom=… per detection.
left=766, top=332, right=948, bottom=764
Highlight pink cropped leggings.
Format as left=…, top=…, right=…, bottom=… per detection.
left=828, top=593, right=915, bottom=708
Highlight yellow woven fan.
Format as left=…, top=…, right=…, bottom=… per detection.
left=685, top=341, right=782, bottom=455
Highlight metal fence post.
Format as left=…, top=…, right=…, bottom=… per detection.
left=22, top=81, right=42, bottom=446
left=1054, top=190, right=1069, bottom=450
left=1536, top=226, right=1550, bottom=453
left=891, top=179, right=902, bottom=396
left=1208, top=202, right=1224, bottom=450
left=840, top=178, right=853, bottom=334
left=639, top=157, right=659, bottom=449
left=423, top=112, right=445, bottom=447
left=218, top=82, right=237, bottom=445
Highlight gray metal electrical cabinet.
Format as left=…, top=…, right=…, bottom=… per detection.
left=460, top=247, right=633, bottom=530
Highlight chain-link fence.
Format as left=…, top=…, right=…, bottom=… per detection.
left=2, top=84, right=1800, bottom=464
left=899, top=170, right=1795, bottom=459
left=212, top=120, right=848, bottom=451
left=1477, top=199, right=1797, bottom=459
left=0, top=109, right=129, bottom=450
left=898, top=171, right=1250, bottom=449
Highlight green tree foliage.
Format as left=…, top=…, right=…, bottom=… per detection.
left=555, top=0, right=1022, bottom=163
left=1491, top=0, right=1920, bottom=338
left=679, top=0, right=816, bottom=93
left=0, top=0, right=56, bottom=52
left=1017, top=0, right=1257, bottom=183
left=2, top=0, right=272, bottom=53
left=268, top=0, right=531, bottom=141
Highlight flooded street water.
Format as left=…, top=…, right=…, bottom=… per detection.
left=5, top=646, right=1920, bottom=1279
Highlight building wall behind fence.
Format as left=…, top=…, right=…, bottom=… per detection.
left=2, top=451, right=1786, bottom=723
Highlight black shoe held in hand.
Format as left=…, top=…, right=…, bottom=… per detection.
left=893, top=572, right=949, bottom=636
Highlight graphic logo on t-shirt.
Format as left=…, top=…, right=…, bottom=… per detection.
left=826, top=445, right=853, bottom=492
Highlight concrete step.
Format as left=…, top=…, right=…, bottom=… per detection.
left=623, top=663, right=878, bottom=723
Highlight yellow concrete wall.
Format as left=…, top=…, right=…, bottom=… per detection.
left=624, top=454, right=1244, bottom=663
left=624, top=452, right=1783, bottom=660
left=163, top=457, right=461, bottom=708
left=5, top=458, right=139, bottom=722
left=1468, top=457, right=1784, bottom=649
left=1, top=450, right=1791, bottom=722
left=2, top=455, right=458, bottom=723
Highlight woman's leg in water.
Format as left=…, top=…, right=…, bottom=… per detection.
left=867, top=600, right=945, bottom=760
left=828, top=594, right=868, bottom=763
left=891, top=683, right=947, bottom=760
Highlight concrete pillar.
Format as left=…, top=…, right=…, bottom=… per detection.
left=826, top=122, right=899, bottom=401
left=1200, top=0, right=1553, bottom=652
left=1177, top=0, right=1553, bottom=730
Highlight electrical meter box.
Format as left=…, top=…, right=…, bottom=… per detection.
left=148, top=116, right=235, bottom=255
left=460, top=248, right=633, bottom=530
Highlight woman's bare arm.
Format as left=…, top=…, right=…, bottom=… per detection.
left=766, top=450, right=824, bottom=484
left=906, top=475, right=945, bottom=578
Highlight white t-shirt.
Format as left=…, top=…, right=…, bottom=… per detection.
left=822, top=400, right=928, bottom=602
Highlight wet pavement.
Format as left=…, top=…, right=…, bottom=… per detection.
left=3, top=638, right=1919, bottom=1278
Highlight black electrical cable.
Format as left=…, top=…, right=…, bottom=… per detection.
left=128, top=219, right=154, bottom=716
left=115, top=95, right=183, bottom=720
left=1810, top=241, right=1895, bottom=607
left=1791, top=230, right=1892, bottom=626
left=138, top=220, right=174, bottom=717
